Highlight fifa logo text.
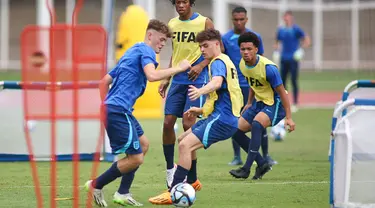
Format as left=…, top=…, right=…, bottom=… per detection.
left=173, top=32, right=197, bottom=43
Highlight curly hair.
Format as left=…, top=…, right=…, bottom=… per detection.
left=238, top=32, right=260, bottom=48
left=169, top=0, right=196, bottom=6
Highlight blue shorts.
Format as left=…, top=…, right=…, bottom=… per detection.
left=242, top=98, right=286, bottom=127
left=105, top=105, right=143, bottom=155
left=165, top=83, right=206, bottom=118
left=192, top=115, right=238, bottom=149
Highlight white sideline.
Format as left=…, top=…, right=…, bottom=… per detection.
left=0, top=181, right=329, bottom=189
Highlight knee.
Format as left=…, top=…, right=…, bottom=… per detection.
left=163, top=116, right=176, bottom=130
left=182, top=117, right=195, bottom=131
left=177, top=134, right=185, bottom=144
left=132, top=154, right=144, bottom=167
left=141, top=139, right=150, bottom=155
left=178, top=140, right=190, bottom=154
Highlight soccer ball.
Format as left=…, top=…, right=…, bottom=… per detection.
left=270, top=119, right=286, bottom=141
left=170, top=183, right=196, bottom=207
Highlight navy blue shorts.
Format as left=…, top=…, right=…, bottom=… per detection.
left=192, top=115, right=238, bottom=149
left=105, top=105, right=143, bottom=155
left=164, top=83, right=206, bottom=118
left=242, top=98, right=286, bottom=127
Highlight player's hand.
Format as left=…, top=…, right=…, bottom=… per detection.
left=241, top=103, right=252, bottom=115
left=178, top=60, right=191, bottom=72
left=188, top=85, right=201, bottom=101
left=284, top=118, right=296, bottom=132
left=158, top=79, right=170, bottom=98
left=184, top=107, right=203, bottom=118
left=188, top=65, right=203, bottom=81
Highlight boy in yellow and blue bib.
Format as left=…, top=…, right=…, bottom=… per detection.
left=229, top=31, right=296, bottom=180
left=149, top=29, right=243, bottom=205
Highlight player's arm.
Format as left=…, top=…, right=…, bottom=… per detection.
left=298, top=28, right=311, bottom=48
left=266, top=65, right=295, bottom=132
left=99, top=73, right=114, bottom=102
left=188, top=60, right=225, bottom=101
left=144, top=61, right=190, bottom=82
left=188, top=18, right=215, bottom=81
left=274, top=28, right=281, bottom=50
left=247, top=87, right=255, bottom=105
left=257, top=34, right=265, bottom=55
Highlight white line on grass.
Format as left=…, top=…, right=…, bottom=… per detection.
left=0, top=181, right=329, bottom=189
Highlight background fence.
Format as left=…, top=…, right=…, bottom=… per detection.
left=0, top=0, right=374, bottom=71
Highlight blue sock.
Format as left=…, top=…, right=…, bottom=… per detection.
left=232, top=130, right=251, bottom=152
left=232, top=139, right=241, bottom=160
left=117, top=167, right=139, bottom=194
left=93, top=161, right=122, bottom=189
left=163, top=144, right=175, bottom=170
left=187, top=160, right=197, bottom=184
left=169, top=165, right=189, bottom=191
left=242, top=121, right=264, bottom=172
left=261, top=130, right=269, bottom=158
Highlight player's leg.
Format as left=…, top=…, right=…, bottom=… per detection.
left=149, top=117, right=237, bottom=205
left=115, top=120, right=148, bottom=207
left=280, top=60, right=289, bottom=90
left=86, top=107, right=144, bottom=207
left=181, top=84, right=206, bottom=188
left=290, top=60, right=299, bottom=112
left=163, top=83, right=186, bottom=188
left=228, top=87, right=249, bottom=166
left=251, top=99, right=285, bottom=179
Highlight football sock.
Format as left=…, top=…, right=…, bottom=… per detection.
left=261, top=130, right=269, bottom=157
left=187, top=159, right=197, bottom=183
left=93, top=161, right=122, bottom=189
left=232, top=130, right=251, bottom=152
left=243, top=121, right=264, bottom=171
left=117, top=167, right=139, bottom=195
left=232, top=139, right=241, bottom=159
left=163, top=144, right=175, bottom=170
left=170, top=165, right=189, bottom=191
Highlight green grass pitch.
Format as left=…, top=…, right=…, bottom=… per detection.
left=0, top=70, right=374, bottom=207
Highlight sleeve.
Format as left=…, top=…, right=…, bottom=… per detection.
left=211, top=60, right=227, bottom=78
left=276, top=28, right=282, bottom=41
left=295, top=25, right=306, bottom=39
left=141, top=46, right=159, bottom=69
left=257, top=34, right=265, bottom=55
left=222, top=36, right=228, bottom=54
left=108, top=66, right=118, bottom=78
left=266, top=64, right=283, bottom=89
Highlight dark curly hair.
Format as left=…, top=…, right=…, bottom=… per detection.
left=238, top=32, right=260, bottom=48
left=169, top=0, right=196, bottom=6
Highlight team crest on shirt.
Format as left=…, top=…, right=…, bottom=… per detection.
left=133, top=141, right=140, bottom=150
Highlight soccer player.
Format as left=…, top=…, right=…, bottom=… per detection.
left=274, top=10, right=311, bottom=113
left=222, top=6, right=277, bottom=166
left=159, top=0, right=214, bottom=190
left=229, top=31, right=295, bottom=180
left=84, top=19, right=191, bottom=207
left=149, top=28, right=243, bottom=205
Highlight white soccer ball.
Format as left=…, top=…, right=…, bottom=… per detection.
left=270, top=119, right=286, bottom=141
left=293, top=48, right=305, bottom=61
left=170, top=183, right=196, bottom=207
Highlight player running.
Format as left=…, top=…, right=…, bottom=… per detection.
left=222, top=6, right=277, bottom=166
left=149, top=28, right=243, bottom=205
left=229, top=31, right=295, bottom=180
left=159, top=0, right=214, bottom=191
left=84, top=19, right=191, bottom=207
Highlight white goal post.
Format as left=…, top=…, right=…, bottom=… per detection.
left=328, top=80, right=375, bottom=161
left=330, top=98, right=375, bottom=208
